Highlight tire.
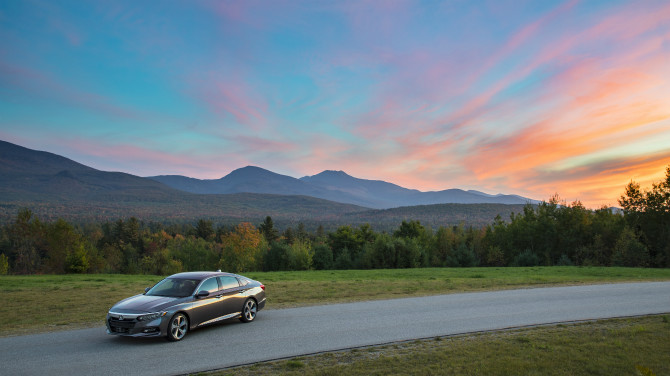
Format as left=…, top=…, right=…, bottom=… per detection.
left=240, top=299, right=257, bottom=323
left=167, top=313, right=188, bottom=341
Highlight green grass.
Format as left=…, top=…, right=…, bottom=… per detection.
left=1, top=267, right=669, bottom=336
left=212, top=315, right=670, bottom=376
left=244, top=267, right=670, bottom=308
left=0, top=274, right=163, bottom=335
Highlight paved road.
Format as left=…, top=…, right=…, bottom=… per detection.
left=2, top=282, right=669, bottom=376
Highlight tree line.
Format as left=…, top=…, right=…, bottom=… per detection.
left=1, top=166, right=668, bottom=275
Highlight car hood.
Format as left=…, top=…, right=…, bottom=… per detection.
left=111, top=294, right=187, bottom=313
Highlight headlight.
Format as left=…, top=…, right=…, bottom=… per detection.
left=137, top=312, right=167, bottom=322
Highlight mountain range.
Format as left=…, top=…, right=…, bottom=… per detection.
left=0, top=140, right=368, bottom=223
left=149, top=167, right=537, bottom=209
left=0, top=139, right=534, bottom=228
left=0, top=139, right=182, bottom=202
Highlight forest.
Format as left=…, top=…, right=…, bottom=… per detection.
left=1, top=166, right=668, bottom=274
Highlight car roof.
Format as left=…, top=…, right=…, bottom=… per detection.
left=167, top=271, right=238, bottom=281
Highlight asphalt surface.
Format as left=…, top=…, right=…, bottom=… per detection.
left=2, top=282, right=669, bottom=376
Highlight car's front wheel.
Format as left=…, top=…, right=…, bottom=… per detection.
left=240, top=299, right=257, bottom=323
left=167, top=313, right=188, bottom=341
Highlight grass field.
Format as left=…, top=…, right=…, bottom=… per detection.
left=1, top=267, right=670, bottom=336
left=244, top=267, right=670, bottom=308
left=210, top=315, right=670, bottom=376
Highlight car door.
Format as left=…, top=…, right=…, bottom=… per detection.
left=217, top=276, right=244, bottom=316
left=188, top=277, right=223, bottom=327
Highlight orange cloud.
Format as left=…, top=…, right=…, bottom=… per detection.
left=518, top=152, right=670, bottom=207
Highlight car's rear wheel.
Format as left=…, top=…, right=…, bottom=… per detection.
left=240, top=299, right=257, bottom=323
left=167, top=313, right=188, bottom=341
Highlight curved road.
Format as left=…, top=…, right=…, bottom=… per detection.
left=2, top=282, right=669, bottom=376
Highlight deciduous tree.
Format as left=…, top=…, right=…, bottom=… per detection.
left=220, top=222, right=266, bottom=272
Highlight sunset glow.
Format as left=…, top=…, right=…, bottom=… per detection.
left=1, top=0, right=669, bottom=208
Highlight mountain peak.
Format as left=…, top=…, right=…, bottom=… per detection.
left=301, top=170, right=356, bottom=182
left=222, top=165, right=305, bottom=186
left=317, top=170, right=351, bottom=177
left=233, top=165, right=266, bottom=172
left=226, top=165, right=275, bottom=177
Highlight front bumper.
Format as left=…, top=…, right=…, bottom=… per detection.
left=106, top=313, right=166, bottom=338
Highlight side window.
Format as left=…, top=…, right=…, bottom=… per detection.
left=219, top=276, right=240, bottom=290
left=197, top=277, right=220, bottom=294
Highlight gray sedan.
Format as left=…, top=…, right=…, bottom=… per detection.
left=106, top=271, right=266, bottom=341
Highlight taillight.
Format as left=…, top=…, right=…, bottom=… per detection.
left=260, top=284, right=265, bottom=291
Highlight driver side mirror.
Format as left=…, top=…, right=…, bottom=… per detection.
left=144, top=287, right=150, bottom=294
left=196, top=290, right=210, bottom=299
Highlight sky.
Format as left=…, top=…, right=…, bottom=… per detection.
left=1, top=0, right=669, bottom=208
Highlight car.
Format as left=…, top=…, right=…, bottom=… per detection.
left=106, top=271, right=266, bottom=341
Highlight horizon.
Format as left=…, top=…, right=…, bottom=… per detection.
left=1, top=0, right=669, bottom=208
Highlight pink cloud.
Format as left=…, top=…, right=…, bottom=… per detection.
left=337, top=0, right=670, bottom=207
left=457, top=0, right=579, bottom=98
left=337, top=0, right=414, bottom=42
left=210, top=81, right=267, bottom=128
left=208, top=0, right=281, bottom=29
left=0, top=60, right=142, bottom=120
left=349, top=0, right=581, bottom=139
left=230, top=135, right=297, bottom=154
left=187, top=68, right=269, bottom=131
left=49, top=17, right=84, bottom=47
left=415, top=1, right=669, bottom=139
left=47, top=137, right=246, bottom=179
left=341, top=2, right=584, bottom=145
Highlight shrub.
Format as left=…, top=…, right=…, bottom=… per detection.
left=311, top=244, right=333, bottom=270
left=334, top=247, right=353, bottom=269
left=485, top=246, right=505, bottom=267
left=264, top=243, right=290, bottom=271
left=612, top=227, right=650, bottom=267
left=0, top=253, right=8, bottom=275
left=512, top=249, right=540, bottom=267
left=446, top=241, right=479, bottom=267
left=556, top=254, right=574, bottom=266
left=395, top=238, right=422, bottom=268
left=288, top=240, right=312, bottom=270
left=65, top=245, right=89, bottom=273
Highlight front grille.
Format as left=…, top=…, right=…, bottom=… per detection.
left=109, top=318, right=136, bottom=333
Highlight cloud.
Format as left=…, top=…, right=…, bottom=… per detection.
left=0, top=60, right=143, bottom=120
left=44, top=136, right=245, bottom=179
left=516, top=151, right=670, bottom=206
left=3, top=0, right=670, bottom=208
left=229, top=135, right=297, bottom=154
left=335, top=0, right=670, bottom=206
left=204, top=79, right=268, bottom=130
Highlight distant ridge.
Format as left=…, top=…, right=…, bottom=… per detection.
left=0, top=139, right=538, bottom=208
left=0, top=139, right=533, bottom=227
left=0, top=140, right=178, bottom=201
left=150, top=167, right=538, bottom=209
left=0, top=140, right=368, bottom=224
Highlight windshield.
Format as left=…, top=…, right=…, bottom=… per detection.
left=146, top=278, right=199, bottom=297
